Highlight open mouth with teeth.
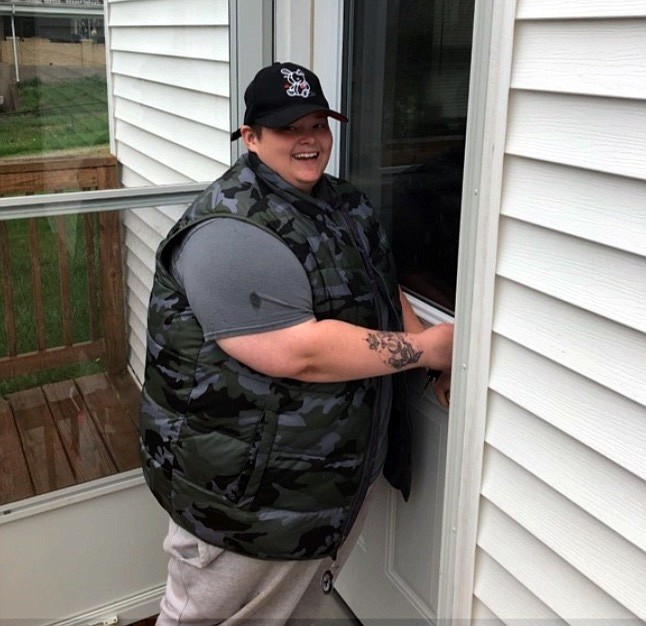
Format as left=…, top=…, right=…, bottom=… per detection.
left=293, top=152, right=319, bottom=160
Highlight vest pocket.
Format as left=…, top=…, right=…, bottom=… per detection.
left=174, top=411, right=278, bottom=509
left=236, top=410, right=277, bottom=508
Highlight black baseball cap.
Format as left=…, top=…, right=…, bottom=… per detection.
left=231, top=62, right=348, bottom=141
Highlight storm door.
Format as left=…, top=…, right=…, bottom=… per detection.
left=336, top=0, right=475, bottom=621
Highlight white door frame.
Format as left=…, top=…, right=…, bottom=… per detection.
left=436, top=0, right=517, bottom=620
left=229, top=0, right=274, bottom=164
left=273, top=0, right=519, bottom=622
left=273, top=0, right=345, bottom=177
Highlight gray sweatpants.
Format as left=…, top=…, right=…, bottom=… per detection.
left=156, top=495, right=372, bottom=625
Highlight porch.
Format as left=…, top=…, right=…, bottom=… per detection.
left=0, top=370, right=140, bottom=506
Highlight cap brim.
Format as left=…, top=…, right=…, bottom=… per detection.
left=258, top=104, right=348, bottom=128
left=230, top=105, right=348, bottom=142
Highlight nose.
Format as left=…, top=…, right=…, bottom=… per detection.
left=298, top=129, right=316, bottom=143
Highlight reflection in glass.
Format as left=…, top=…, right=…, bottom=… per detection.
left=344, top=0, right=474, bottom=311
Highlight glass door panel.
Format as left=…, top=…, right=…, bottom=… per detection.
left=0, top=200, right=191, bottom=508
left=343, top=0, right=475, bottom=312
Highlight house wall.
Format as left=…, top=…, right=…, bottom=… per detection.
left=105, top=0, right=232, bottom=382
left=465, top=1, right=646, bottom=621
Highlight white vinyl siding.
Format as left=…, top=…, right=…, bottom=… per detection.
left=512, top=19, right=646, bottom=99
left=108, top=1, right=231, bottom=183
left=470, top=0, right=646, bottom=622
left=106, top=0, right=232, bottom=382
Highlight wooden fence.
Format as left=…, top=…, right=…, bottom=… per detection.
left=0, top=155, right=127, bottom=379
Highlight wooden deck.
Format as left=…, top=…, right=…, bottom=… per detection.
left=0, top=370, right=141, bottom=506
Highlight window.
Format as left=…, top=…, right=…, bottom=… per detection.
left=0, top=0, right=258, bottom=508
left=343, top=0, right=475, bottom=312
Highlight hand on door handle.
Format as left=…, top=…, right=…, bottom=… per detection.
left=425, top=369, right=451, bottom=408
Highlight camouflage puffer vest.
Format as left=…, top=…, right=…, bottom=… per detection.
left=140, top=153, right=403, bottom=560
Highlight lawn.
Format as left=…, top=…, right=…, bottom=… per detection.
left=0, top=75, right=110, bottom=158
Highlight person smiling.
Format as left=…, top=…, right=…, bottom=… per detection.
left=140, top=62, right=453, bottom=625
left=241, top=113, right=333, bottom=193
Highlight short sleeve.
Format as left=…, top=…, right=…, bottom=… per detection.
left=170, top=218, right=315, bottom=340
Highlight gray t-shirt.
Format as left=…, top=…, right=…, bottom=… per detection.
left=170, top=218, right=315, bottom=340
left=170, top=215, right=388, bottom=482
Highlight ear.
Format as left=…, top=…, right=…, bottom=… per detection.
left=240, top=126, right=259, bottom=152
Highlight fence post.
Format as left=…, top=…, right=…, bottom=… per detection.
left=97, top=159, right=127, bottom=374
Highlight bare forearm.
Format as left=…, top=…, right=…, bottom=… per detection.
left=219, top=318, right=454, bottom=383
left=297, top=319, right=453, bottom=382
left=297, top=321, right=416, bottom=381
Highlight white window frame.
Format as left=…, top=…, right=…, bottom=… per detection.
left=0, top=3, right=276, bottom=621
left=0, top=0, right=276, bottom=519
left=229, top=0, right=274, bottom=163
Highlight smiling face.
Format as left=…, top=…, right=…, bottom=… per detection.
left=240, top=112, right=333, bottom=194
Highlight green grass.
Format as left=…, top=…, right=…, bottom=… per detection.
left=0, top=361, right=106, bottom=398
left=0, top=75, right=109, bottom=158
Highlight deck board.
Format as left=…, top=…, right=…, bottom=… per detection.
left=75, top=372, right=141, bottom=472
left=9, top=386, right=75, bottom=496
left=110, top=369, right=143, bottom=430
left=43, top=379, right=118, bottom=483
left=0, top=372, right=142, bottom=507
left=0, top=396, right=35, bottom=505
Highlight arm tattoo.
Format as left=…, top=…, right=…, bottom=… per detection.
left=365, top=331, right=422, bottom=370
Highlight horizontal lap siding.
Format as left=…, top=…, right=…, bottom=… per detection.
left=107, top=0, right=230, bottom=383
left=474, top=1, right=646, bottom=622
left=123, top=204, right=186, bottom=382
left=512, top=20, right=646, bottom=99
left=506, top=92, right=646, bottom=180
left=109, top=1, right=230, bottom=183
left=497, top=218, right=646, bottom=333
left=501, top=157, right=646, bottom=257
left=515, top=0, right=646, bottom=20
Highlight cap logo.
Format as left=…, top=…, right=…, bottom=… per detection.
left=281, top=67, right=311, bottom=98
